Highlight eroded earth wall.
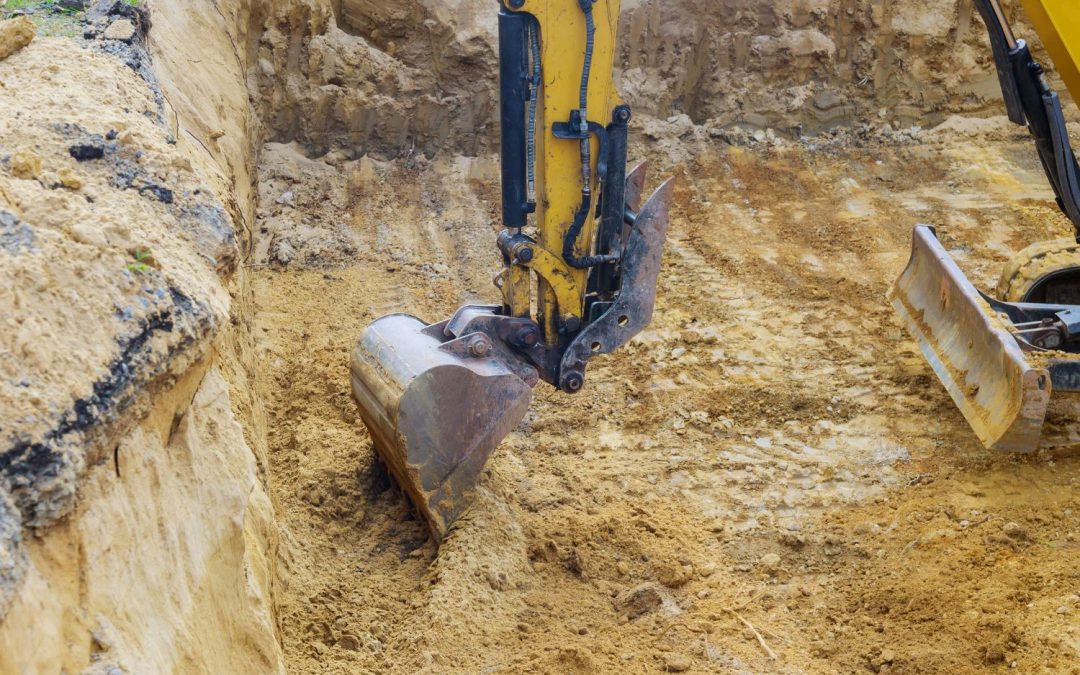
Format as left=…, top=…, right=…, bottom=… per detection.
left=0, top=3, right=284, bottom=672
left=246, top=0, right=1038, bottom=159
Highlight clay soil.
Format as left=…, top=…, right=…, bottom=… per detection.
left=250, top=124, right=1080, bottom=673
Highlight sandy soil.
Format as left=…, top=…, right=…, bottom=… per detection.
left=249, top=123, right=1080, bottom=673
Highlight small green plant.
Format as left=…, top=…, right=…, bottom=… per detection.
left=3, top=0, right=31, bottom=11
left=127, top=248, right=154, bottom=274
left=123, top=0, right=139, bottom=5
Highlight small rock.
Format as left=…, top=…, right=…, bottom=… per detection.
left=779, top=531, right=806, bottom=549
left=10, top=150, right=41, bottom=180
left=336, top=634, right=360, bottom=651
left=0, top=16, right=34, bottom=62
left=1056, top=606, right=1068, bottom=615
left=759, top=552, right=781, bottom=572
left=983, top=645, right=1006, bottom=664
left=103, top=18, right=136, bottom=43
left=616, top=561, right=630, bottom=576
left=664, top=653, right=691, bottom=672
left=880, top=649, right=895, bottom=664
left=69, top=136, right=106, bottom=161
left=853, top=521, right=880, bottom=536
left=1002, top=522, right=1028, bottom=540
left=58, top=167, right=83, bottom=190
left=57, top=0, right=85, bottom=9
left=276, top=190, right=295, bottom=206
left=657, top=561, right=692, bottom=588
left=70, top=222, right=107, bottom=248
left=137, top=182, right=174, bottom=204
left=614, top=582, right=665, bottom=619
left=680, top=330, right=702, bottom=344
left=1, top=211, right=35, bottom=254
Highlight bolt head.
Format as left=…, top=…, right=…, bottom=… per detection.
left=468, top=336, right=492, bottom=357
left=516, top=247, right=534, bottom=263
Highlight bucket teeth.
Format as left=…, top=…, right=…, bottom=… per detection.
left=349, top=314, right=534, bottom=540
left=890, top=225, right=1051, bottom=452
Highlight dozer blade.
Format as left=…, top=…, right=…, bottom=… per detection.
left=350, top=314, right=534, bottom=540
left=890, top=225, right=1051, bottom=452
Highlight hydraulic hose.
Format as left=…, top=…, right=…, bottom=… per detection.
left=564, top=0, right=615, bottom=269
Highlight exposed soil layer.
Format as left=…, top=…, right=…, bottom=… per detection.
left=252, top=123, right=1080, bottom=673
left=249, top=0, right=1051, bottom=158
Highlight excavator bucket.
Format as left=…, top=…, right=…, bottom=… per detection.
left=350, top=314, right=535, bottom=541
left=890, top=225, right=1051, bottom=452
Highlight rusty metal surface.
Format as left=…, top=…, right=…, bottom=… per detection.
left=560, top=178, right=674, bottom=382
left=350, top=314, right=534, bottom=540
left=624, top=161, right=648, bottom=213
left=890, top=225, right=1051, bottom=452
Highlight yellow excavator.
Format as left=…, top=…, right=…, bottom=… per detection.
left=893, top=0, right=1080, bottom=451
left=350, top=0, right=671, bottom=540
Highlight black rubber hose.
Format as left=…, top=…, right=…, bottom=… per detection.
left=564, top=193, right=616, bottom=269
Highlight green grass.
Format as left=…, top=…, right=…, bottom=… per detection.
left=2, top=1, right=85, bottom=38
left=126, top=248, right=155, bottom=275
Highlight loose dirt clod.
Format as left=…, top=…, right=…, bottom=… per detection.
left=103, top=19, right=135, bottom=43
left=0, top=17, right=33, bottom=61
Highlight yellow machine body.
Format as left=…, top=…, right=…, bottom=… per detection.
left=499, top=0, right=623, bottom=339
left=1021, top=0, right=1080, bottom=100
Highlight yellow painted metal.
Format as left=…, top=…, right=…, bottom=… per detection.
left=500, top=0, right=623, bottom=342
left=522, top=247, right=583, bottom=321
left=1021, top=0, right=1080, bottom=103
left=505, top=265, right=533, bottom=318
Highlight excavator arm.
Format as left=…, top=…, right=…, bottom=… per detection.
left=977, top=0, right=1080, bottom=229
left=350, top=0, right=671, bottom=540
